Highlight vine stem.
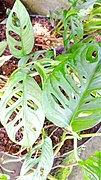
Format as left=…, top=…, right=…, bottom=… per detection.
left=63, top=132, right=101, bottom=141
left=74, top=137, right=81, bottom=162
left=80, top=132, right=101, bottom=138
left=54, top=132, right=101, bottom=157
left=54, top=132, right=67, bottom=156
left=47, top=174, right=57, bottom=180
left=52, top=162, right=78, bottom=170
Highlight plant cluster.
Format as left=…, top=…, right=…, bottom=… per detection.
left=0, top=0, right=101, bottom=179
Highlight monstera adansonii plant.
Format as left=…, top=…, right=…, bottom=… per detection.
left=0, top=0, right=101, bottom=179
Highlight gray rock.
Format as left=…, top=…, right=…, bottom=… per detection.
left=6, top=0, right=71, bottom=15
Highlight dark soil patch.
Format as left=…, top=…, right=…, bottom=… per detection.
left=0, top=1, right=13, bottom=22
left=0, top=2, right=101, bottom=159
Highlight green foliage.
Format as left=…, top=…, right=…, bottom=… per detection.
left=6, top=0, right=34, bottom=58
left=0, top=69, right=45, bottom=147
left=54, top=152, right=76, bottom=180
left=62, top=9, right=82, bottom=50
left=17, top=137, right=54, bottom=180
left=84, top=3, right=101, bottom=35
left=0, top=173, right=10, bottom=180
left=0, top=0, right=101, bottom=180
left=68, top=0, right=78, bottom=6
left=79, top=151, right=101, bottom=180
left=42, top=43, right=101, bottom=132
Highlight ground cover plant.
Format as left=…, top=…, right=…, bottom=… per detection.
left=0, top=0, right=101, bottom=179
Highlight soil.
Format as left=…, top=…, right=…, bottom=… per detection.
left=0, top=1, right=101, bottom=158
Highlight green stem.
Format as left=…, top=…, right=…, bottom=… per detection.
left=47, top=174, right=57, bottom=180
left=54, top=132, right=67, bottom=156
left=74, top=137, right=81, bottom=162
left=80, top=132, right=101, bottom=138
left=63, top=132, right=101, bottom=141
left=54, top=132, right=101, bottom=157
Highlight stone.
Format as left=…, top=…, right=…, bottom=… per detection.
left=6, top=0, right=71, bottom=15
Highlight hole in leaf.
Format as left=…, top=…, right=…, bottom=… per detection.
left=12, top=12, right=16, bottom=16
left=59, top=86, right=70, bottom=100
left=71, top=92, right=76, bottom=100
left=14, top=118, right=22, bottom=127
left=16, top=91, right=23, bottom=98
left=8, top=31, right=21, bottom=41
left=85, top=101, right=90, bottom=104
left=92, top=51, right=97, bottom=58
left=34, top=75, right=41, bottom=85
left=7, top=112, right=17, bottom=124
left=15, top=105, right=22, bottom=113
left=72, top=73, right=80, bottom=85
left=14, top=46, right=22, bottom=50
left=23, top=25, right=26, bottom=30
left=27, top=99, right=38, bottom=111
left=32, top=127, right=37, bottom=131
left=86, top=45, right=98, bottom=63
left=51, top=93, right=65, bottom=109
left=74, top=96, right=76, bottom=100
left=15, top=126, right=24, bottom=142
left=90, top=93, right=95, bottom=98
left=78, top=112, right=92, bottom=117
left=74, top=23, right=78, bottom=28
left=40, top=167, right=44, bottom=174
left=12, top=12, right=20, bottom=27
left=66, top=65, right=72, bottom=74
left=82, top=75, right=87, bottom=83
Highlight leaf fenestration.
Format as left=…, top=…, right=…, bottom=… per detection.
left=17, top=137, right=54, bottom=180
left=6, top=0, right=34, bottom=58
left=0, top=70, right=45, bottom=147
left=42, top=43, right=101, bottom=132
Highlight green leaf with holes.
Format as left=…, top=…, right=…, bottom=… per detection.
left=79, top=151, right=101, bottom=180
left=42, top=43, right=101, bottom=132
left=0, top=69, right=45, bottom=147
left=84, top=3, right=101, bottom=35
left=17, top=137, right=54, bottom=180
left=6, top=0, right=34, bottom=58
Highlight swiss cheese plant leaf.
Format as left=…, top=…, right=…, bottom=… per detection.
left=0, top=41, right=7, bottom=56
left=79, top=151, right=101, bottom=180
left=0, top=69, right=45, bottom=147
left=6, top=0, right=34, bottom=58
left=42, top=43, right=101, bottom=132
left=84, top=3, right=101, bottom=35
left=18, top=137, right=54, bottom=180
left=70, top=15, right=83, bottom=41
